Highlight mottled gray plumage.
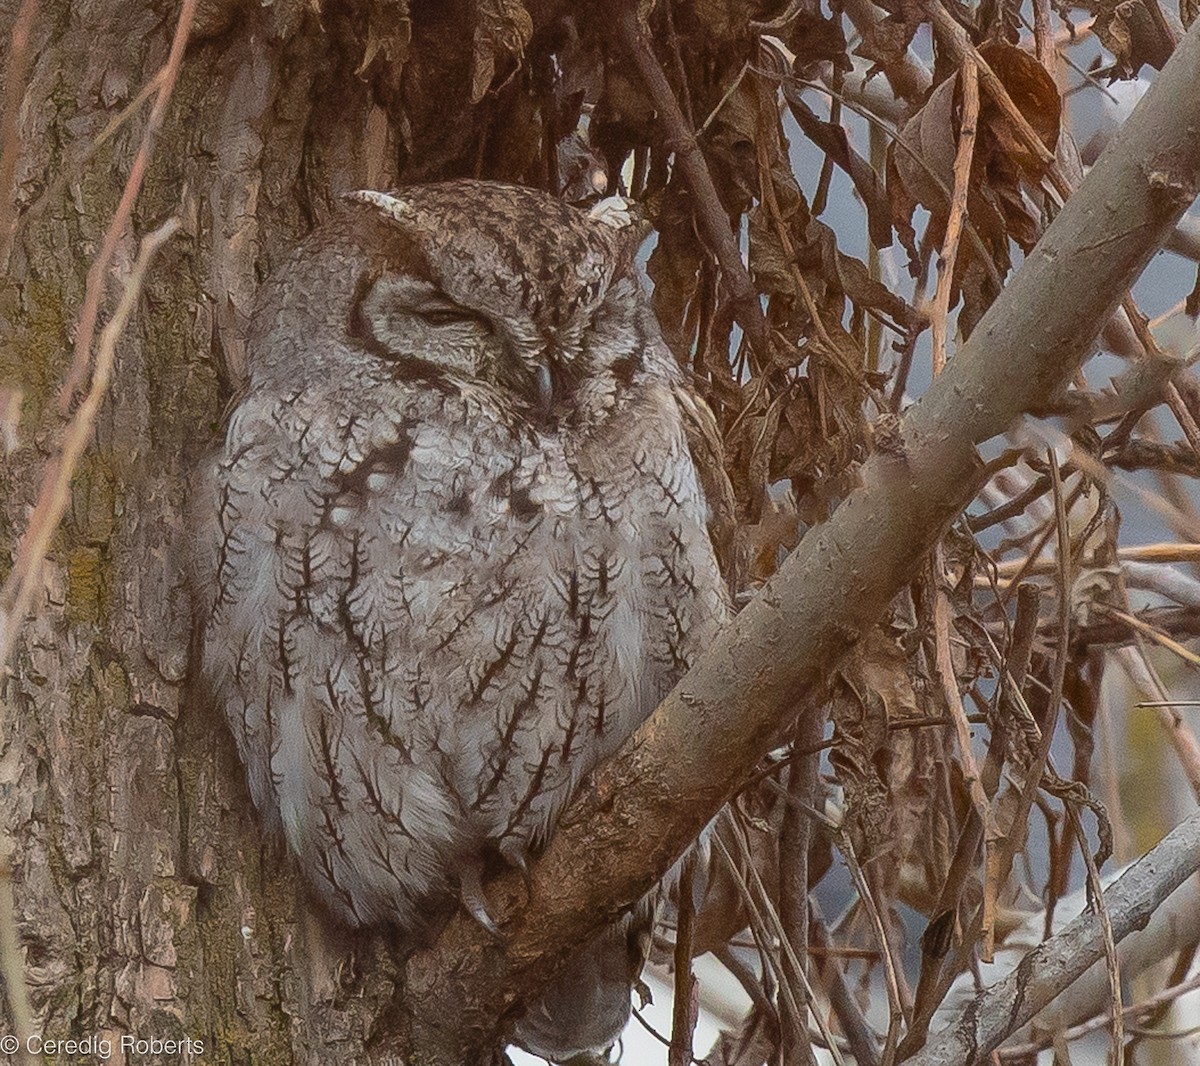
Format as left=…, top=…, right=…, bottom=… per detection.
left=193, top=180, right=729, bottom=1060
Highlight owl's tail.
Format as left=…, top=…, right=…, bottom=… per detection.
left=513, top=896, right=655, bottom=1064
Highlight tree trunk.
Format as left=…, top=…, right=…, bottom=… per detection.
left=0, top=0, right=512, bottom=1059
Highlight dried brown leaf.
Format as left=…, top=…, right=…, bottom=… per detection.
left=470, top=0, right=533, bottom=104
left=833, top=628, right=956, bottom=913
left=1092, top=0, right=1179, bottom=74
left=807, top=219, right=920, bottom=333
left=783, top=90, right=893, bottom=248
left=891, top=72, right=959, bottom=216
left=855, top=11, right=922, bottom=85
left=646, top=184, right=705, bottom=360
left=977, top=41, right=1061, bottom=181
left=831, top=628, right=914, bottom=861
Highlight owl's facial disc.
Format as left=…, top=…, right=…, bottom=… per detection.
left=352, top=268, right=582, bottom=422
left=340, top=185, right=648, bottom=422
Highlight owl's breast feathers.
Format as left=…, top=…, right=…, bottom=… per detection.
left=201, top=370, right=729, bottom=934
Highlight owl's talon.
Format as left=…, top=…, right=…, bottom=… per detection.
left=460, top=863, right=503, bottom=939
left=496, top=840, right=535, bottom=893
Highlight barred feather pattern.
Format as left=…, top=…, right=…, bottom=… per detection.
left=194, top=181, right=729, bottom=1058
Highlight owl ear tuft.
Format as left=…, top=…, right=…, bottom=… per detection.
left=344, top=190, right=415, bottom=224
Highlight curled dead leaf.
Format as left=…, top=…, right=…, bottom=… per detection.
left=977, top=41, right=1061, bottom=180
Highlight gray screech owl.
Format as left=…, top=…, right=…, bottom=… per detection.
left=194, top=180, right=731, bottom=1060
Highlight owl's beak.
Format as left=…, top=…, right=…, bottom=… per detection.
left=531, top=355, right=577, bottom=421
left=536, top=362, right=554, bottom=412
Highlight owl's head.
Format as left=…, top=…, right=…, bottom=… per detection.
left=247, top=181, right=657, bottom=423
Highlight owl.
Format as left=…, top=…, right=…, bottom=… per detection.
left=193, top=180, right=731, bottom=1061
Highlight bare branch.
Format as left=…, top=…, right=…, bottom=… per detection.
left=929, top=55, right=978, bottom=376
left=907, top=809, right=1200, bottom=1066
left=0, top=216, right=182, bottom=667
left=613, top=4, right=771, bottom=360
left=55, top=0, right=195, bottom=408
left=0, top=0, right=194, bottom=666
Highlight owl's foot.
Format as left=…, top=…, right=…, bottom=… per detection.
left=460, top=860, right=503, bottom=939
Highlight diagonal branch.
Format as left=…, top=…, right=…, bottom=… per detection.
left=400, top=20, right=1200, bottom=1065
left=0, top=0, right=195, bottom=667
left=613, top=4, right=771, bottom=360
left=907, top=808, right=1200, bottom=1066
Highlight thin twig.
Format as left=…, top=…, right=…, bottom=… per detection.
left=995, top=540, right=1200, bottom=573
left=969, top=472, right=1053, bottom=533
left=996, top=478, right=1087, bottom=605
left=923, top=0, right=1070, bottom=199
left=722, top=815, right=848, bottom=1066
left=11, top=67, right=167, bottom=248
left=614, top=5, right=771, bottom=359
left=836, top=831, right=905, bottom=1066
left=929, top=55, right=978, bottom=376
left=696, top=60, right=749, bottom=138
left=1019, top=15, right=1096, bottom=56
left=713, top=826, right=811, bottom=1059
left=1031, top=0, right=1057, bottom=73
left=779, top=731, right=820, bottom=1066
left=1167, top=380, right=1200, bottom=459
left=1066, top=802, right=1123, bottom=1064
left=998, top=972, right=1200, bottom=1058
left=1095, top=604, right=1200, bottom=668
left=931, top=547, right=997, bottom=908
left=809, top=902, right=882, bottom=1066
left=980, top=453, right=1072, bottom=974
left=1116, top=645, right=1200, bottom=803
left=633, top=1006, right=700, bottom=1064
left=907, top=811, right=1200, bottom=1066
left=669, top=854, right=699, bottom=1066
left=765, top=66, right=1002, bottom=290
left=755, top=127, right=854, bottom=377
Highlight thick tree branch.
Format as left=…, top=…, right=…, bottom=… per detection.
left=907, top=808, right=1200, bottom=1065
left=401, top=21, right=1200, bottom=1065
